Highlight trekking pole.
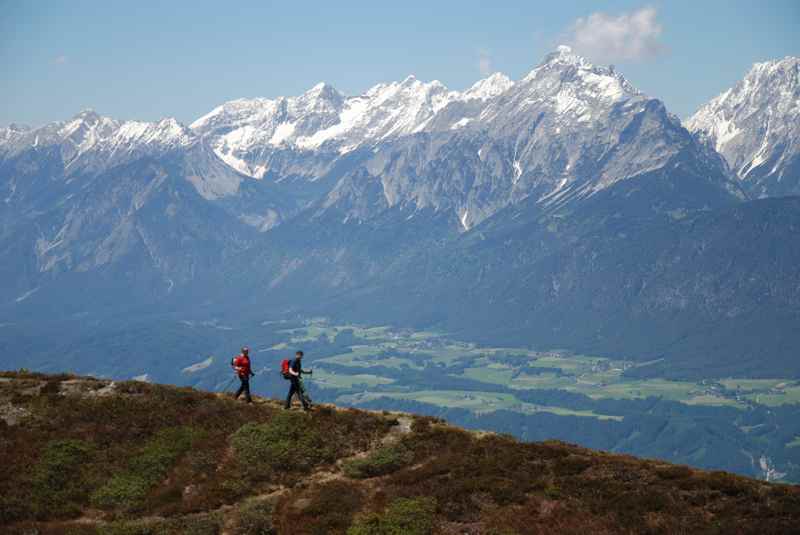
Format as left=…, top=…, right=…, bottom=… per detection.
left=221, top=375, right=236, bottom=393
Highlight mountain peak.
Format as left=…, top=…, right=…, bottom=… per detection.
left=463, top=72, right=513, bottom=101
left=752, top=55, right=799, bottom=73
left=399, top=74, right=419, bottom=87
left=686, top=55, right=800, bottom=196
left=556, top=44, right=574, bottom=55
left=542, top=45, right=593, bottom=68
left=71, top=108, right=103, bottom=125
left=304, top=81, right=343, bottom=100
left=517, top=47, right=640, bottom=104
left=6, top=122, right=31, bottom=132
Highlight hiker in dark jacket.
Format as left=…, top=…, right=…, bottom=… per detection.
left=285, top=350, right=311, bottom=410
left=231, top=346, right=254, bottom=403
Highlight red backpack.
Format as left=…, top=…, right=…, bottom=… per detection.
left=281, top=359, right=291, bottom=379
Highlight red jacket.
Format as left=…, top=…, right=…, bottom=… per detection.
left=232, top=354, right=252, bottom=378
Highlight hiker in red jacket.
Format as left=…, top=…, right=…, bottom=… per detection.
left=231, top=346, right=254, bottom=403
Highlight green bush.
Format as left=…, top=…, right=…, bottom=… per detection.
left=91, top=474, right=152, bottom=510
left=98, top=514, right=221, bottom=535
left=230, top=413, right=335, bottom=478
left=343, top=444, right=413, bottom=479
left=30, top=439, right=95, bottom=517
left=233, top=498, right=276, bottom=535
left=347, top=497, right=437, bottom=535
left=91, top=427, right=199, bottom=510
left=130, top=427, right=199, bottom=483
left=35, top=438, right=94, bottom=481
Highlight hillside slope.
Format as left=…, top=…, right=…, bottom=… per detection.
left=1, top=371, right=798, bottom=535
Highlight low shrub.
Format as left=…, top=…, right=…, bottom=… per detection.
left=656, top=465, right=692, bottom=480
left=233, top=498, right=276, bottom=535
left=274, top=480, right=363, bottom=535
left=35, top=438, right=94, bottom=484
left=91, top=427, right=199, bottom=511
left=702, top=471, right=752, bottom=497
left=347, top=497, right=437, bottom=535
left=98, top=514, right=221, bottom=535
left=343, top=445, right=413, bottom=479
left=230, top=413, right=335, bottom=480
left=543, top=484, right=562, bottom=499
left=91, top=474, right=152, bottom=511
left=554, top=455, right=592, bottom=476
left=409, top=417, right=437, bottom=434
left=30, top=439, right=95, bottom=518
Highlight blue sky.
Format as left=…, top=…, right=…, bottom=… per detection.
left=2, top=1, right=798, bottom=127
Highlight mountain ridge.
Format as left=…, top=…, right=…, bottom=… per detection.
left=1, top=370, right=799, bottom=534
left=0, top=48, right=798, bottom=381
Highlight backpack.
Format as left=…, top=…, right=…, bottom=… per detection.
left=281, top=359, right=291, bottom=379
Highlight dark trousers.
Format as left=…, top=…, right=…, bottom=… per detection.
left=234, top=375, right=252, bottom=402
left=285, top=377, right=309, bottom=409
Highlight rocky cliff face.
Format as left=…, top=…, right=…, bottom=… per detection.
left=320, top=46, right=740, bottom=230
left=687, top=56, right=800, bottom=197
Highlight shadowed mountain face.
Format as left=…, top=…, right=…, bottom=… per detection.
left=332, top=195, right=800, bottom=379
left=0, top=49, right=798, bottom=384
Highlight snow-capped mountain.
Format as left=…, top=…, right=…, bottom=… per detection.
left=2, top=48, right=800, bottom=403
left=1, top=110, right=193, bottom=168
left=0, top=109, right=288, bottom=301
left=321, top=45, right=739, bottom=230
left=189, top=72, right=514, bottom=180
left=0, top=109, right=255, bottom=203
left=687, top=56, right=800, bottom=197
left=0, top=124, right=31, bottom=154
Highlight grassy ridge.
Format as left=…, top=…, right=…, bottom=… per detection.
left=1, top=370, right=799, bottom=534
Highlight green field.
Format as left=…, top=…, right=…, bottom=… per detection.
left=275, top=319, right=798, bottom=417
left=312, top=369, right=395, bottom=389
left=720, top=379, right=786, bottom=391
left=338, top=390, right=622, bottom=420
left=742, top=385, right=800, bottom=406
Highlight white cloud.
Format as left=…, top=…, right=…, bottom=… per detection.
left=564, top=6, right=665, bottom=64
left=53, top=55, right=68, bottom=65
left=478, top=49, right=492, bottom=76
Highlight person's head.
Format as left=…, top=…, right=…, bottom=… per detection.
left=241, top=346, right=249, bottom=355
left=295, top=350, right=304, bottom=360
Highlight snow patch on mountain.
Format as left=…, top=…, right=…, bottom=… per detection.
left=182, top=357, right=214, bottom=374
left=15, top=287, right=39, bottom=303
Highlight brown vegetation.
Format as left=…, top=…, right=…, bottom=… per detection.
left=1, top=371, right=798, bottom=534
